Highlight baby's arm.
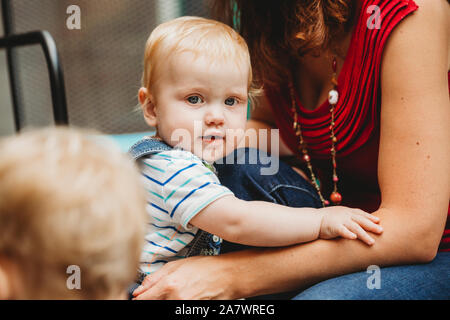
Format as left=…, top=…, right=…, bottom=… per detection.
left=189, top=195, right=383, bottom=246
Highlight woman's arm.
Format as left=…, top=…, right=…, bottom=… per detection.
left=376, top=0, right=449, bottom=258
left=133, top=0, right=449, bottom=299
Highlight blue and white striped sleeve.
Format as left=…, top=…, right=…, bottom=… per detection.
left=159, top=151, right=234, bottom=230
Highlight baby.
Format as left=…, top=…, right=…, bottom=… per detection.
left=0, top=127, right=147, bottom=299
left=132, top=16, right=382, bottom=298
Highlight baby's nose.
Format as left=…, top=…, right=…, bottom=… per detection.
left=204, top=106, right=225, bottom=125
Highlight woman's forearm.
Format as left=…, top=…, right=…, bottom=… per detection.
left=223, top=207, right=436, bottom=299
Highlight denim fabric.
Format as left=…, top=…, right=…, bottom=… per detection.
left=128, top=282, right=141, bottom=300
left=128, top=136, right=172, bottom=160
left=293, top=252, right=450, bottom=300
left=215, top=148, right=321, bottom=207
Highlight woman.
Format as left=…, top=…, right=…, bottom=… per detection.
left=134, top=0, right=449, bottom=299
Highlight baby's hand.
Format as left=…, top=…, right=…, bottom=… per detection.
left=319, top=207, right=383, bottom=245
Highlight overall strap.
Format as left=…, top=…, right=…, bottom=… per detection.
left=128, top=137, right=173, bottom=160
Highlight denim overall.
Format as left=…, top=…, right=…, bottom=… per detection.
left=129, top=137, right=222, bottom=283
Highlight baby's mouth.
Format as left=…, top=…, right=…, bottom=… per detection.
left=201, top=135, right=224, bottom=143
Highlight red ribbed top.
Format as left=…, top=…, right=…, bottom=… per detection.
left=265, top=0, right=449, bottom=251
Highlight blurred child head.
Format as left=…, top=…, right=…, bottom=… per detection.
left=0, top=127, right=147, bottom=299
left=138, top=16, right=259, bottom=162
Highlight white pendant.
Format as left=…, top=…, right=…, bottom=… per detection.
left=328, top=89, right=339, bottom=105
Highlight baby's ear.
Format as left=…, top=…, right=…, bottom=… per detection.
left=138, top=87, right=157, bottom=127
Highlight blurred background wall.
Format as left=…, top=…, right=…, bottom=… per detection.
left=0, top=0, right=212, bottom=136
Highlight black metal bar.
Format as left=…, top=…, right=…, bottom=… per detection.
left=1, top=0, right=12, bottom=35
left=0, top=30, right=69, bottom=126
left=2, top=0, right=21, bottom=131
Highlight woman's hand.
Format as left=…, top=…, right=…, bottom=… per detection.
left=318, top=207, right=383, bottom=245
left=132, top=255, right=233, bottom=300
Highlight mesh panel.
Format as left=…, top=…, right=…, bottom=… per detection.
left=8, top=0, right=211, bottom=133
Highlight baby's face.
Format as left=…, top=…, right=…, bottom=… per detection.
left=151, top=51, right=248, bottom=162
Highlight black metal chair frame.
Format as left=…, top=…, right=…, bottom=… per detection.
left=0, top=0, right=68, bottom=131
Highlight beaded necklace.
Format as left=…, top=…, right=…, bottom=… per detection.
left=289, top=57, right=342, bottom=207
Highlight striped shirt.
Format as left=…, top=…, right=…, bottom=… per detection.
left=138, top=149, right=234, bottom=275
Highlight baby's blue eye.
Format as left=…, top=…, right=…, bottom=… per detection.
left=187, top=96, right=203, bottom=104
left=225, top=98, right=236, bottom=106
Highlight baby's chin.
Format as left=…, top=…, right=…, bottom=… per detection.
left=191, top=140, right=238, bottom=163
left=193, top=149, right=225, bottom=163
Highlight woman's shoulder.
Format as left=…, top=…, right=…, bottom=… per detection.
left=360, top=0, right=448, bottom=31
left=399, top=0, right=449, bottom=38
left=356, top=0, right=418, bottom=34
left=350, top=0, right=447, bottom=73
left=380, top=0, right=449, bottom=67
left=409, top=0, right=448, bottom=13
left=387, top=0, right=449, bottom=29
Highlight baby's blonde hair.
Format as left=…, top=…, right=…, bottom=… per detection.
left=142, top=16, right=260, bottom=105
left=0, top=127, right=147, bottom=299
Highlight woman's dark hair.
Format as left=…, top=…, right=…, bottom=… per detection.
left=213, top=0, right=356, bottom=87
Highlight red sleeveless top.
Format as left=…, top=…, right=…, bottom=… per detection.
left=265, top=0, right=450, bottom=252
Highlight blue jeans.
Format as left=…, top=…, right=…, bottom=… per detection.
left=215, top=148, right=450, bottom=300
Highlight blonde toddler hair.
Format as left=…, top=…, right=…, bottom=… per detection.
left=141, top=16, right=260, bottom=106
left=0, top=127, right=147, bottom=299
